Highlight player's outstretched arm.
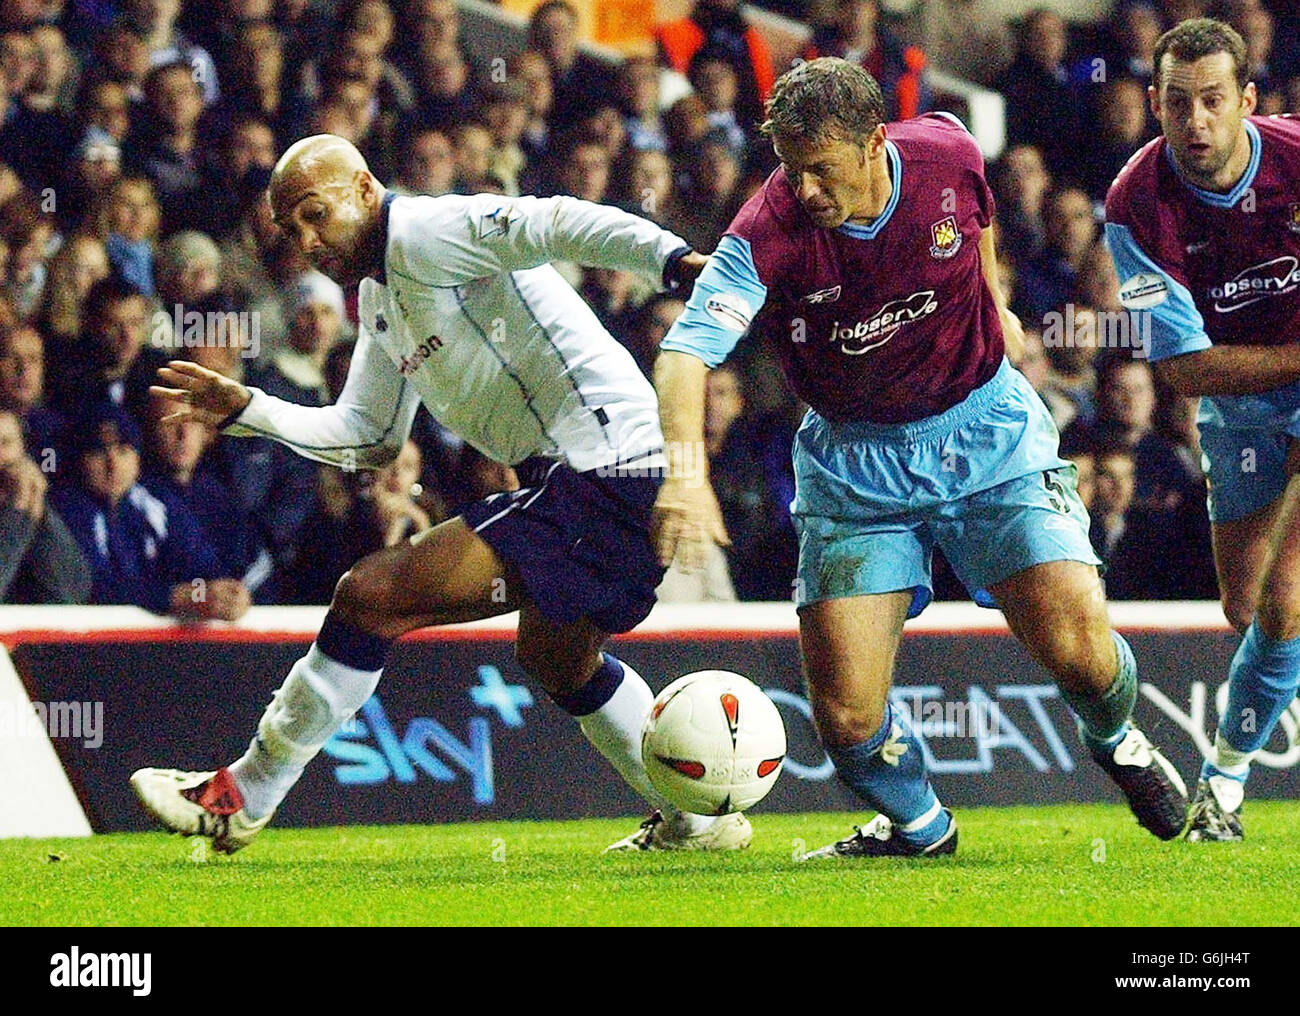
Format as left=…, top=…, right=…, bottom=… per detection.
left=153, top=326, right=421, bottom=470
left=653, top=350, right=730, bottom=572
left=401, top=193, right=695, bottom=291
left=1156, top=344, right=1300, bottom=396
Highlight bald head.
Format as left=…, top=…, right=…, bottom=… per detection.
left=268, top=134, right=386, bottom=286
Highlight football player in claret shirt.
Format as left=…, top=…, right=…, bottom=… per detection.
left=656, top=57, right=1189, bottom=858
left=1106, top=18, right=1300, bottom=841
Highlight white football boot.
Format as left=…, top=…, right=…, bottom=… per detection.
left=604, top=810, right=753, bottom=852
left=130, top=767, right=272, bottom=854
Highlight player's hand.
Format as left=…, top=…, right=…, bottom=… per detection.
left=1, top=456, right=48, bottom=522
left=150, top=360, right=252, bottom=428
left=664, top=249, right=710, bottom=296
left=651, top=474, right=730, bottom=572
left=205, top=578, right=252, bottom=621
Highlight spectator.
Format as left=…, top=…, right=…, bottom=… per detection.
left=38, top=233, right=109, bottom=351
left=618, top=54, right=667, bottom=153
left=76, top=78, right=131, bottom=142
left=621, top=291, right=685, bottom=378
left=480, top=79, right=529, bottom=196
left=411, top=36, right=474, bottom=131
left=0, top=407, right=90, bottom=604
left=449, top=120, right=496, bottom=194
left=529, top=0, right=615, bottom=131
left=1103, top=1, right=1163, bottom=84
left=509, top=49, right=553, bottom=170
left=47, top=274, right=166, bottom=420
left=674, top=130, right=744, bottom=252
left=1015, top=186, right=1097, bottom=324
left=1080, top=77, right=1151, bottom=201
left=391, top=126, right=455, bottom=197
left=140, top=393, right=278, bottom=603
left=664, top=92, right=712, bottom=159
left=0, top=317, right=61, bottom=452
left=1074, top=240, right=1123, bottom=312
left=706, top=362, right=799, bottom=600
left=154, top=229, right=221, bottom=312
left=26, top=23, right=76, bottom=115
left=207, top=19, right=310, bottom=149
left=123, top=61, right=210, bottom=232
left=121, top=0, right=220, bottom=105
left=93, top=175, right=160, bottom=295
left=50, top=401, right=250, bottom=618
left=552, top=135, right=610, bottom=204
left=655, top=0, right=774, bottom=132
left=0, top=190, right=55, bottom=321
left=918, top=0, right=1016, bottom=88
left=618, top=147, right=681, bottom=231
left=87, top=21, right=152, bottom=107
left=1040, top=305, right=1101, bottom=430
left=1090, top=440, right=1136, bottom=565
left=182, top=331, right=320, bottom=602
left=251, top=270, right=346, bottom=407
left=59, top=126, right=122, bottom=232
left=800, top=0, right=929, bottom=122
left=686, top=47, right=748, bottom=161
left=999, top=8, right=1085, bottom=179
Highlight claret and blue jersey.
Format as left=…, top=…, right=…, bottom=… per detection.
left=661, top=112, right=1005, bottom=424
left=1106, top=114, right=1300, bottom=426
left=1106, top=113, right=1300, bottom=520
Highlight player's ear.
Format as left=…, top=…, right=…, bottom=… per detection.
left=1241, top=80, right=1257, bottom=116
left=1147, top=83, right=1160, bottom=119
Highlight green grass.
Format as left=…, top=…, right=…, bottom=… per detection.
left=1, top=803, right=1296, bottom=926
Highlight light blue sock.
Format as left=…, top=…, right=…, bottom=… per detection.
left=1218, top=621, right=1300, bottom=755
left=1064, top=631, right=1137, bottom=757
left=825, top=701, right=950, bottom=847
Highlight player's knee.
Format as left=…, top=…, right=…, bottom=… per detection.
left=1253, top=582, right=1300, bottom=641
left=331, top=559, right=394, bottom=622
left=811, top=694, right=885, bottom=749
left=1220, top=592, right=1256, bottom=635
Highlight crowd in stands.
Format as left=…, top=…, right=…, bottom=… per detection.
left=3, top=0, right=1294, bottom=614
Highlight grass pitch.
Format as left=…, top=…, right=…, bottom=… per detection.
left=1, top=803, right=1296, bottom=926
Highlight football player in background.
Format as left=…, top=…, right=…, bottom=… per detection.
left=1106, top=18, right=1300, bottom=841
left=653, top=57, right=1189, bottom=859
left=129, top=134, right=750, bottom=854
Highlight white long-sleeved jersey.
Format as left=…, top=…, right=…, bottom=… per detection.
left=225, top=193, right=688, bottom=473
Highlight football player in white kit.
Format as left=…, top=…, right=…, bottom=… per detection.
left=129, top=134, right=746, bottom=853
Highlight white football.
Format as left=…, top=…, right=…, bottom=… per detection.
left=642, top=670, right=786, bottom=816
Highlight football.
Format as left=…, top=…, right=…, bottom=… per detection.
left=641, top=671, right=787, bottom=816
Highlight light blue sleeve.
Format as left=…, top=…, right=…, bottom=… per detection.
left=1104, top=222, right=1212, bottom=363
left=658, top=234, right=769, bottom=368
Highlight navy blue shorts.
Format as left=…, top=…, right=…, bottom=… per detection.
left=461, top=460, right=665, bottom=634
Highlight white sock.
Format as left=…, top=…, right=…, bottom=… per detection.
left=578, top=658, right=715, bottom=834
left=229, top=644, right=383, bottom=819
left=1213, top=731, right=1254, bottom=777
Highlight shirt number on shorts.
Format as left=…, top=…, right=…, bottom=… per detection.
left=1042, top=470, right=1072, bottom=514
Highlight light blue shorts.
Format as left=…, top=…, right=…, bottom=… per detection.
left=792, top=358, right=1099, bottom=616
left=1197, top=394, right=1300, bottom=523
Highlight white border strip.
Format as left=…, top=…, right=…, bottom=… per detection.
left=0, top=645, right=93, bottom=838
left=0, top=601, right=1235, bottom=637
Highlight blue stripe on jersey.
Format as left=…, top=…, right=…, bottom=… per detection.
left=836, top=140, right=902, bottom=240
left=1104, top=222, right=1212, bottom=363
left=1164, top=120, right=1261, bottom=209
left=659, top=233, right=768, bottom=368
left=930, top=110, right=970, bottom=133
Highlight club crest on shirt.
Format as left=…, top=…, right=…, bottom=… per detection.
left=801, top=285, right=841, bottom=304
left=1286, top=202, right=1300, bottom=235
left=929, top=216, right=963, bottom=259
